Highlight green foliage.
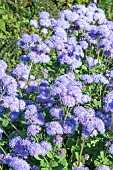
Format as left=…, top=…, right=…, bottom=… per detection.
left=2, top=119, right=9, bottom=127
left=98, top=0, right=113, bottom=20
left=0, top=0, right=60, bottom=70
left=0, top=1, right=113, bottom=168
left=0, top=19, right=7, bottom=34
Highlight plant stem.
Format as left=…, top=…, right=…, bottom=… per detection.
left=0, top=146, right=6, bottom=155
left=3, top=115, right=17, bottom=131
left=10, top=122, right=19, bottom=131
left=105, top=141, right=110, bottom=158
left=111, top=112, right=113, bottom=132
left=64, top=111, right=69, bottom=122
left=76, top=136, right=79, bottom=147
left=78, top=138, right=86, bottom=166
left=44, top=157, right=52, bottom=170
left=64, top=106, right=71, bottom=122
left=3, top=129, right=8, bottom=137
left=0, top=164, right=3, bottom=170
left=99, top=84, right=103, bottom=112
left=35, top=135, right=38, bottom=142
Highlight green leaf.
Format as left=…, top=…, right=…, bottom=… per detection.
left=94, top=160, right=102, bottom=166
left=0, top=19, right=7, bottom=34
left=0, top=33, right=6, bottom=38
left=9, top=130, right=26, bottom=139
left=82, top=65, right=87, bottom=71
left=71, top=145, right=80, bottom=153
left=34, top=155, right=42, bottom=160
left=53, top=164, right=66, bottom=170
left=93, top=99, right=100, bottom=106
left=40, top=159, right=48, bottom=167
left=0, top=7, right=7, bottom=14
left=75, top=152, right=79, bottom=160
left=87, top=142, right=91, bottom=148
left=71, top=146, right=76, bottom=153
left=58, top=158, right=67, bottom=166
left=103, top=157, right=111, bottom=165
left=47, top=152, right=53, bottom=159
left=2, top=119, right=9, bottom=127
left=2, top=15, right=8, bottom=20
left=76, top=74, right=81, bottom=79
left=18, top=130, right=26, bottom=138
left=100, top=151, right=104, bottom=160
left=0, top=141, right=5, bottom=146
left=52, top=160, right=58, bottom=167
left=67, top=138, right=75, bottom=147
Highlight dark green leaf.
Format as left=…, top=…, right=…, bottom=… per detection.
left=52, top=160, right=58, bottom=167
left=0, top=19, right=7, bottom=34
left=2, top=119, right=9, bottom=127
left=47, top=152, right=53, bottom=159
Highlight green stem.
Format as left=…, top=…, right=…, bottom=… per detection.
left=111, top=112, right=113, bottom=132
left=78, top=138, right=86, bottom=166
left=44, top=156, right=49, bottom=164
left=0, top=146, right=6, bottom=155
left=76, top=135, right=79, bottom=147
left=10, top=122, right=19, bottom=131
left=3, top=115, right=20, bottom=134
left=3, top=129, right=8, bottom=137
left=35, top=135, right=38, bottom=142
left=104, top=141, right=110, bottom=158
left=99, top=84, right=103, bottom=112
left=64, top=110, right=69, bottom=122
left=0, top=164, right=3, bottom=170
left=64, top=106, right=71, bottom=122
left=27, top=62, right=33, bottom=87
left=44, top=157, right=52, bottom=170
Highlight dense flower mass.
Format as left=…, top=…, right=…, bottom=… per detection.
left=46, top=121, right=63, bottom=135
left=73, top=167, right=89, bottom=170
left=2, top=154, right=30, bottom=170
left=49, top=106, right=63, bottom=119
left=1, top=3, right=113, bottom=170
left=52, top=71, right=91, bottom=107
left=108, top=144, right=113, bottom=155
left=95, top=166, right=110, bottom=170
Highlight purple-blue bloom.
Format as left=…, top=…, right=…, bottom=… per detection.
left=12, top=63, right=29, bottom=80
left=28, top=141, right=51, bottom=156
left=27, top=125, right=41, bottom=137
left=49, top=106, right=63, bottom=119
left=39, top=19, right=51, bottom=28
left=0, top=60, right=7, bottom=70
left=73, top=167, right=89, bottom=170
left=2, top=154, right=30, bottom=170
left=39, top=12, right=50, bottom=19
left=109, top=144, right=113, bottom=155
left=3, top=96, right=25, bottom=112
left=86, top=57, right=94, bottom=68
left=30, top=20, right=38, bottom=28
left=95, top=165, right=110, bottom=170
left=46, top=121, right=63, bottom=135
left=53, top=135, right=63, bottom=146
left=31, top=165, right=40, bottom=170
left=0, top=127, right=3, bottom=139
left=40, top=141, right=52, bottom=156
left=9, top=112, right=19, bottom=121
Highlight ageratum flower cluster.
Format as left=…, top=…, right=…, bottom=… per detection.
left=1, top=3, right=113, bottom=170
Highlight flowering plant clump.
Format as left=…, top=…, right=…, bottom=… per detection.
left=1, top=3, right=113, bottom=170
